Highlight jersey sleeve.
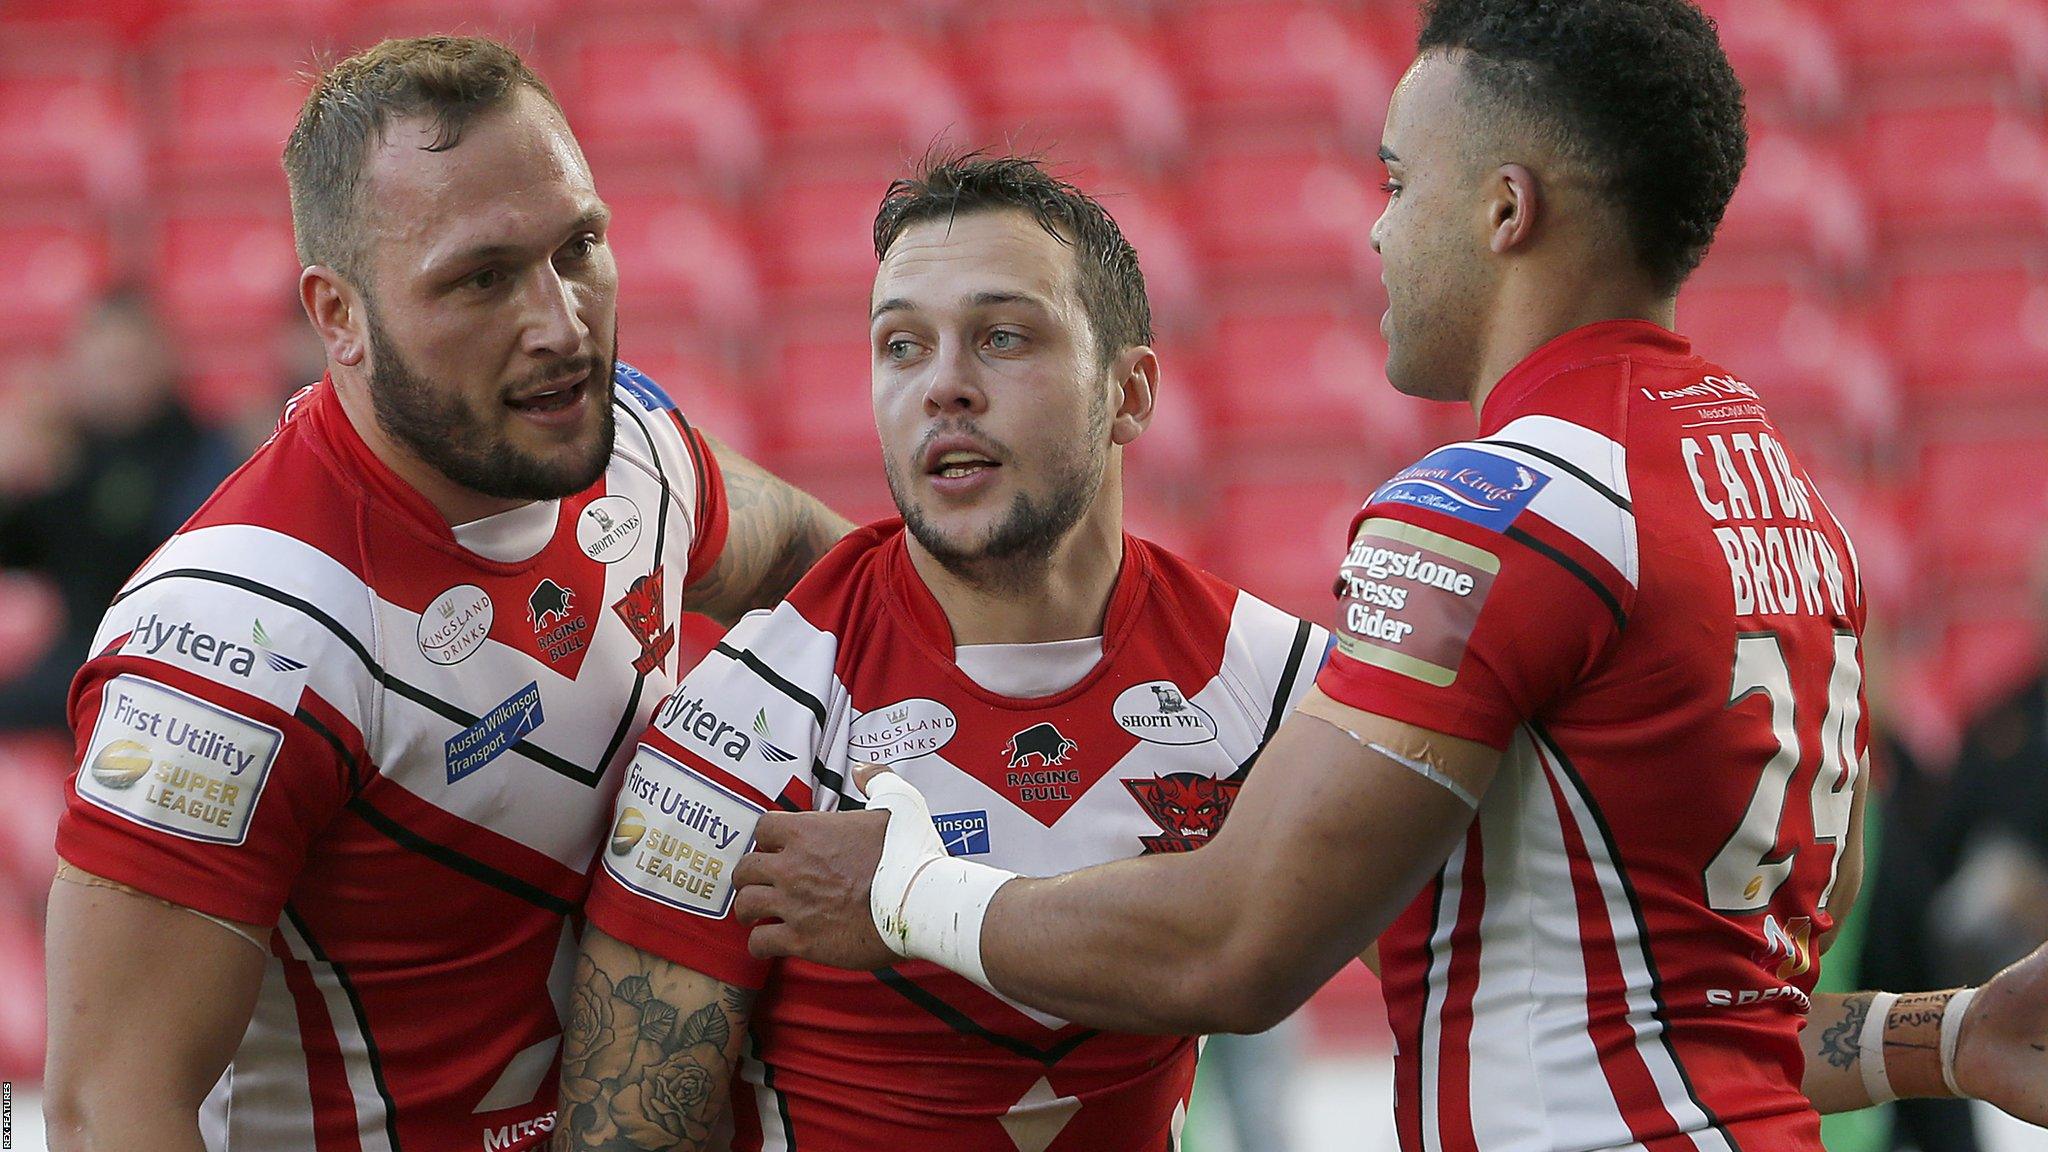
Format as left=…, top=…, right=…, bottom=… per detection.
left=609, top=361, right=731, bottom=590
left=57, top=574, right=366, bottom=927
left=584, top=601, right=839, bottom=988
left=1315, top=441, right=1638, bottom=750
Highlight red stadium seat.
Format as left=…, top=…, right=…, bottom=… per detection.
left=0, top=912, right=45, bottom=1079
left=1854, top=101, right=2048, bottom=247
left=340, top=0, right=558, bottom=48
left=1206, top=463, right=1380, bottom=622
left=0, top=206, right=112, bottom=348
left=145, top=33, right=311, bottom=182
left=1816, top=0, right=2048, bottom=95
left=1694, top=0, right=1849, bottom=121
left=1711, top=126, right=1872, bottom=277
left=964, top=12, right=1187, bottom=160
left=759, top=172, right=891, bottom=305
left=1166, top=1, right=1400, bottom=144
left=1051, top=158, right=1202, bottom=330
left=605, top=189, right=763, bottom=335
left=555, top=20, right=765, bottom=188
left=763, top=330, right=880, bottom=463
left=1910, top=430, right=2048, bottom=585
left=0, top=28, right=146, bottom=203
left=616, top=335, right=766, bottom=461
left=756, top=22, right=972, bottom=156
left=1185, top=144, right=1384, bottom=297
left=1675, top=278, right=1898, bottom=451
left=1877, top=262, right=2048, bottom=400
left=151, top=197, right=300, bottom=343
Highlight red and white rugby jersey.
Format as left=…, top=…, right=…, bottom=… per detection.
left=583, top=521, right=1326, bottom=1152
left=1318, top=320, right=1867, bottom=1152
left=57, top=362, right=728, bottom=1152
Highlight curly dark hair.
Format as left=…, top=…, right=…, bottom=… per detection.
left=873, top=151, right=1153, bottom=370
left=1418, top=0, right=1747, bottom=294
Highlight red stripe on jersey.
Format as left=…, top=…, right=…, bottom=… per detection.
left=351, top=773, right=586, bottom=907
left=643, top=726, right=785, bottom=811
left=1433, top=830, right=1487, bottom=1152
left=274, top=934, right=370, bottom=1152
left=1537, top=758, right=1687, bottom=1144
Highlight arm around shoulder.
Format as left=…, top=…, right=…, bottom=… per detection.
left=44, top=867, right=268, bottom=1152
left=684, top=436, right=852, bottom=626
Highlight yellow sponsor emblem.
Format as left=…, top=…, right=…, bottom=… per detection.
left=90, top=739, right=154, bottom=790
left=610, top=806, right=647, bottom=856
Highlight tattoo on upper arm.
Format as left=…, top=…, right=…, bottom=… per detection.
left=1819, top=993, right=1870, bottom=1070
left=685, top=440, right=850, bottom=625
left=557, top=947, right=757, bottom=1151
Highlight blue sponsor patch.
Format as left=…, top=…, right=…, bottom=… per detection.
left=446, top=681, right=545, bottom=784
left=1372, top=446, right=1549, bottom=532
left=613, top=361, right=676, bottom=412
left=933, top=809, right=991, bottom=857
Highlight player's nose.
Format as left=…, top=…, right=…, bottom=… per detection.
left=922, top=340, right=988, bottom=415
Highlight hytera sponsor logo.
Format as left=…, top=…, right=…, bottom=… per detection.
left=848, top=698, right=958, bottom=763
left=1372, top=447, right=1549, bottom=531
left=125, top=613, right=259, bottom=677
left=1113, top=681, right=1217, bottom=745
left=418, top=584, right=493, bottom=666
left=249, top=619, right=306, bottom=672
left=1642, top=374, right=1758, bottom=404
left=444, top=681, right=544, bottom=784
left=750, top=709, right=799, bottom=764
left=483, top=1111, right=555, bottom=1152
left=606, top=749, right=764, bottom=917
left=577, top=495, right=643, bottom=563
left=934, top=809, right=991, bottom=856
left=653, top=692, right=752, bottom=763
left=78, top=675, right=282, bottom=845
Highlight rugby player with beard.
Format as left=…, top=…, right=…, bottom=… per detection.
left=45, top=37, right=847, bottom=1152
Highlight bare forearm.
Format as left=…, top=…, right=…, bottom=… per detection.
left=1801, top=991, right=1882, bottom=1113
left=45, top=1101, right=208, bottom=1152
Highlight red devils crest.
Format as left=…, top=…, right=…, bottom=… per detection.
left=611, top=567, right=676, bottom=676
left=1125, top=772, right=1242, bottom=854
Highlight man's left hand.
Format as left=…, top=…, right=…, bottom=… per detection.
left=732, top=805, right=897, bottom=969
left=1955, top=941, right=2048, bottom=1125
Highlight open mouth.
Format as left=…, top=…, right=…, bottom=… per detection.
left=929, top=450, right=1000, bottom=480
left=506, top=370, right=591, bottom=416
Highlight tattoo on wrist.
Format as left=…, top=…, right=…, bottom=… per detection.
left=1820, top=994, right=1868, bottom=1070
left=558, top=951, right=754, bottom=1151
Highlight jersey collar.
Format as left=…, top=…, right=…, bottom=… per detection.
left=1478, top=319, right=1691, bottom=434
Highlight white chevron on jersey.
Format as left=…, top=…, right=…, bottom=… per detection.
left=1475, top=415, right=1639, bottom=588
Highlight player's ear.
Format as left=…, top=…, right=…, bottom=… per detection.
left=301, top=266, right=368, bottom=368
left=1488, top=163, right=1539, bottom=256
left=1108, top=345, right=1158, bottom=447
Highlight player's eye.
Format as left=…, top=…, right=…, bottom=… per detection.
left=1379, top=179, right=1402, bottom=198
left=561, top=234, right=600, bottom=261
left=884, top=338, right=920, bottom=360
left=986, top=328, right=1024, bottom=351
left=467, top=267, right=505, bottom=291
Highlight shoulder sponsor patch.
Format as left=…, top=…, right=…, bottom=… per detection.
left=848, top=698, right=958, bottom=764
left=77, top=675, right=283, bottom=845
left=614, top=362, right=677, bottom=413
left=602, top=746, right=764, bottom=918
left=445, top=681, right=544, bottom=784
left=1333, top=517, right=1500, bottom=686
left=1372, top=446, right=1549, bottom=532
left=1113, top=680, right=1217, bottom=745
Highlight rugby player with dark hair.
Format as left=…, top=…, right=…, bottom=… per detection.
left=732, top=2, right=2048, bottom=1147
left=555, top=152, right=1326, bottom=1151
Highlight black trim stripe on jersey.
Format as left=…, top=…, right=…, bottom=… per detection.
left=110, top=568, right=608, bottom=787
left=872, top=967, right=1101, bottom=1066
left=1530, top=723, right=1745, bottom=1152
left=596, top=394, right=682, bottom=774
left=1502, top=526, right=1628, bottom=631
left=294, top=706, right=370, bottom=795
left=1235, top=618, right=1315, bottom=778
left=747, top=1030, right=799, bottom=1151
left=1477, top=438, right=1632, bottom=512
left=713, top=642, right=829, bottom=726
left=284, top=905, right=406, bottom=1152
left=344, top=795, right=578, bottom=917
left=1411, top=868, right=1444, bottom=1139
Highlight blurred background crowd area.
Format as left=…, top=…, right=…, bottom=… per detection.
left=1, top=0, right=2046, bottom=1147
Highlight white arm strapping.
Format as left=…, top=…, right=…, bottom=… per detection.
left=862, top=771, right=1017, bottom=992
left=1940, top=986, right=1979, bottom=1099
left=1860, top=991, right=1899, bottom=1105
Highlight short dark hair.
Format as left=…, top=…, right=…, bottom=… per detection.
left=283, top=36, right=562, bottom=280
left=873, top=152, right=1153, bottom=369
left=1418, top=0, right=1747, bottom=293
